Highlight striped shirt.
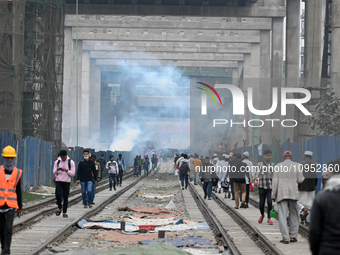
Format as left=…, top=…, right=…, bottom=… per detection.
left=254, top=161, right=275, bottom=190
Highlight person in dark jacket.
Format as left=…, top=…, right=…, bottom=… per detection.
left=76, top=149, right=97, bottom=208
left=309, top=159, right=340, bottom=255
left=298, top=151, right=318, bottom=227
left=230, top=153, right=249, bottom=209
left=133, top=155, right=139, bottom=177
left=228, top=153, right=237, bottom=200
left=151, top=154, right=158, bottom=171
left=97, top=154, right=106, bottom=181
left=199, top=157, right=218, bottom=200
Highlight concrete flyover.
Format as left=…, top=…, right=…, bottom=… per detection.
left=62, top=1, right=295, bottom=148
left=65, top=0, right=285, bottom=18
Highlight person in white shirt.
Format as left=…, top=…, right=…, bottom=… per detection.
left=106, top=155, right=119, bottom=191
left=220, top=154, right=230, bottom=198
left=242, top=151, right=254, bottom=208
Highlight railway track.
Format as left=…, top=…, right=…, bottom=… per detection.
left=188, top=181, right=240, bottom=255
left=10, top=169, right=146, bottom=255
left=13, top=170, right=134, bottom=233
left=193, top=181, right=281, bottom=255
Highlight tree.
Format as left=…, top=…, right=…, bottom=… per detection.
left=309, top=93, right=340, bottom=136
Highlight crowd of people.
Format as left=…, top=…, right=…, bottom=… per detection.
left=133, top=154, right=159, bottom=178
left=174, top=149, right=340, bottom=254
left=1, top=145, right=340, bottom=255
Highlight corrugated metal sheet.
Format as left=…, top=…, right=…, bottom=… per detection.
left=0, top=130, right=135, bottom=191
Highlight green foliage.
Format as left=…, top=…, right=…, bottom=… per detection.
left=309, top=93, right=340, bottom=136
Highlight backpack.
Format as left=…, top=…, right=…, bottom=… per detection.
left=54, top=159, right=71, bottom=182
left=179, top=161, right=190, bottom=175
left=57, top=159, right=71, bottom=170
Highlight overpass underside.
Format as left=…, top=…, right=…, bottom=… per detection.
left=62, top=0, right=321, bottom=153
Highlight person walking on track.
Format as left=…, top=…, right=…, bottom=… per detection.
left=77, top=149, right=97, bottom=208
left=97, top=154, right=106, bottom=181
left=90, top=154, right=101, bottom=204
left=272, top=151, right=304, bottom=244
left=53, top=150, right=75, bottom=218
left=199, top=157, right=217, bottom=200
left=230, top=153, right=249, bottom=209
left=117, top=154, right=126, bottom=187
left=0, top=146, right=23, bottom=255
left=133, top=155, right=139, bottom=177
left=254, top=149, right=275, bottom=225
left=143, top=156, right=150, bottom=177
left=106, top=155, right=118, bottom=191
left=179, top=154, right=190, bottom=190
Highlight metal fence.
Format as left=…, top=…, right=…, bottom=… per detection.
left=0, top=131, right=54, bottom=191
left=0, top=130, right=135, bottom=191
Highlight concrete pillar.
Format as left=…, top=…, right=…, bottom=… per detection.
left=285, top=0, right=300, bottom=143
left=62, top=27, right=72, bottom=145
left=232, top=68, right=239, bottom=85
left=250, top=44, right=260, bottom=147
left=89, top=60, right=101, bottom=136
left=304, top=0, right=322, bottom=88
left=231, top=53, right=251, bottom=148
left=271, top=17, right=284, bottom=143
left=331, top=1, right=340, bottom=97
left=80, top=51, right=90, bottom=146
left=259, top=30, right=271, bottom=146
left=71, top=39, right=82, bottom=146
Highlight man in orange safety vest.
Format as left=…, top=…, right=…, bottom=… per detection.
left=0, top=146, right=23, bottom=255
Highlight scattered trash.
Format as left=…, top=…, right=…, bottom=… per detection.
left=175, top=219, right=183, bottom=225
left=140, top=237, right=213, bottom=247
left=118, top=206, right=182, bottom=215
left=95, top=230, right=159, bottom=242
left=165, top=199, right=176, bottom=210
left=77, top=219, right=139, bottom=232
left=143, top=193, right=174, bottom=199
left=155, top=222, right=209, bottom=231
left=98, top=244, right=190, bottom=255
left=124, top=216, right=178, bottom=226
left=139, top=225, right=156, bottom=230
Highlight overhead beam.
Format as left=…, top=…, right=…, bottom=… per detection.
left=95, top=59, right=239, bottom=68
left=83, top=41, right=252, bottom=54
left=72, top=27, right=260, bottom=43
left=66, top=15, right=272, bottom=30
left=65, top=3, right=286, bottom=18
left=89, top=51, right=244, bottom=61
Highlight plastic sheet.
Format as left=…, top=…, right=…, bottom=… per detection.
left=140, top=237, right=212, bottom=247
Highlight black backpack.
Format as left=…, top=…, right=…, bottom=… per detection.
left=179, top=161, right=190, bottom=175
left=57, top=159, right=71, bottom=170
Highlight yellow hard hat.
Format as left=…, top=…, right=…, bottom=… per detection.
left=229, top=152, right=233, bottom=156
left=2, top=146, right=17, bottom=157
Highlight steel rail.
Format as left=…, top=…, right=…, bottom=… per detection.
left=211, top=192, right=284, bottom=255
left=27, top=169, right=153, bottom=255
left=20, top=169, right=133, bottom=215
left=188, top=182, right=240, bottom=255
left=14, top=171, right=133, bottom=233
